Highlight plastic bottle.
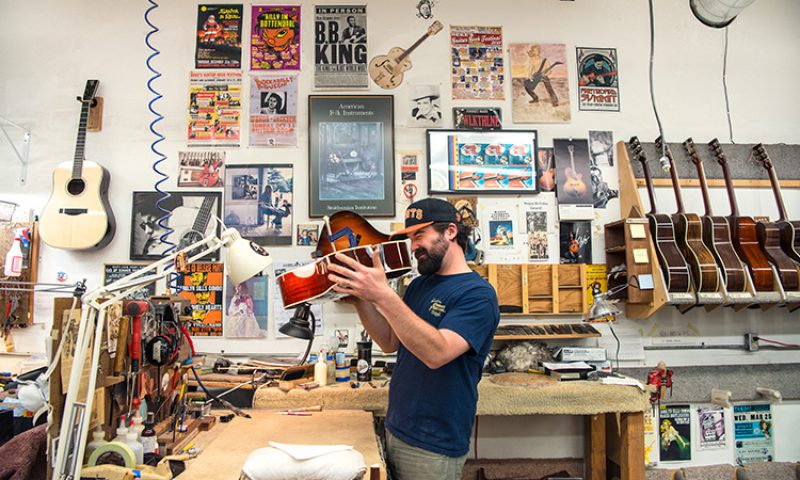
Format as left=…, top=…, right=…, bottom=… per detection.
left=314, top=349, right=328, bottom=386
left=84, top=426, right=107, bottom=462
left=141, top=412, right=158, bottom=457
left=125, top=430, right=144, bottom=465
left=130, top=412, right=144, bottom=440
left=112, top=415, right=129, bottom=443
left=3, top=233, right=22, bottom=277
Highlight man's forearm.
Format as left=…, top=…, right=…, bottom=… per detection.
left=354, top=300, right=399, bottom=353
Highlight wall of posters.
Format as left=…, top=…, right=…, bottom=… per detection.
left=174, top=263, right=224, bottom=337
left=224, top=274, right=268, bottom=338
left=450, top=26, right=504, bottom=100
left=251, top=5, right=301, bottom=70
left=697, top=406, right=727, bottom=450
left=509, top=43, right=571, bottom=123
left=314, top=5, right=368, bottom=88
left=577, top=47, right=620, bottom=111
left=224, top=164, right=294, bottom=246
left=733, top=403, right=774, bottom=465
left=195, top=4, right=243, bottom=69
left=659, top=404, right=692, bottom=462
left=249, top=74, right=298, bottom=146
left=188, top=71, right=242, bottom=146
left=178, top=151, right=225, bottom=188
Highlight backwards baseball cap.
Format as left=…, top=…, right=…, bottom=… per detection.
left=390, top=198, right=461, bottom=239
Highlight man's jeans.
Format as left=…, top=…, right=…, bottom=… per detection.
left=386, top=430, right=468, bottom=480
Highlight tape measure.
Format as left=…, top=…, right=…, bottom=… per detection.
left=87, top=441, right=137, bottom=468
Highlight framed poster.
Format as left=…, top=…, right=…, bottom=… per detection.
left=223, top=164, right=294, bottom=246
left=173, top=263, right=224, bottom=337
left=308, top=95, right=395, bottom=217
left=427, top=129, right=538, bottom=194
left=103, top=264, right=156, bottom=301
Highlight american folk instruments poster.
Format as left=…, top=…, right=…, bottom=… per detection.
left=509, top=43, right=571, bottom=123
left=223, top=164, right=294, bottom=246
left=174, top=263, right=224, bottom=337
left=553, top=138, right=593, bottom=220
left=251, top=5, right=301, bottom=71
left=697, top=406, right=727, bottom=450
left=314, top=5, right=368, bottom=88
left=177, top=151, right=225, bottom=188
left=224, top=274, right=268, bottom=338
left=521, top=194, right=557, bottom=263
left=577, top=47, right=619, bottom=111
left=195, top=4, right=243, bottom=69
left=249, top=74, right=298, bottom=146
left=733, top=403, right=774, bottom=465
left=659, top=404, right=692, bottom=462
left=559, top=221, right=591, bottom=264
left=187, top=71, right=242, bottom=147
left=450, top=26, right=504, bottom=100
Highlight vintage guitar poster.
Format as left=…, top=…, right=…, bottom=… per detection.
left=453, top=107, right=502, bottom=130
left=224, top=274, right=268, bottom=338
left=178, top=151, right=225, bottom=188
left=521, top=194, right=557, bottom=263
left=223, top=164, right=294, bottom=246
left=658, top=404, right=692, bottom=461
left=509, top=43, right=571, bottom=123
left=251, top=5, right=301, bottom=71
left=450, top=26, right=504, bottom=100
left=187, top=71, right=242, bottom=147
left=577, top=47, right=619, bottom=111
left=174, top=263, right=224, bottom=337
left=733, top=403, right=774, bottom=465
left=314, top=5, right=368, bottom=88
left=407, top=84, right=442, bottom=127
left=588, top=130, right=619, bottom=209
left=249, top=74, right=298, bottom=146
left=697, top=406, right=727, bottom=450
left=554, top=138, right=593, bottom=220
left=559, top=221, right=591, bottom=264
left=195, top=4, right=243, bottom=69
left=273, top=260, right=323, bottom=339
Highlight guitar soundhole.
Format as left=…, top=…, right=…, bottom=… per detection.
left=180, top=231, right=205, bottom=256
left=67, top=178, right=86, bottom=196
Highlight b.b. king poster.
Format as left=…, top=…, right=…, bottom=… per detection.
left=174, top=263, right=224, bottom=337
left=314, top=5, right=368, bottom=88
left=195, top=4, right=243, bottom=69
left=251, top=5, right=300, bottom=70
left=577, top=47, right=619, bottom=111
left=659, top=404, right=692, bottom=462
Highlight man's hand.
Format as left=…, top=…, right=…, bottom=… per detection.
left=327, top=249, right=393, bottom=304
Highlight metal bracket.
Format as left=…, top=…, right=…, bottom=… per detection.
left=0, top=115, right=31, bottom=185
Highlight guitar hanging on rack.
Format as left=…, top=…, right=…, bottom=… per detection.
left=709, top=139, right=775, bottom=292
left=563, top=143, right=587, bottom=198
left=657, top=137, right=719, bottom=293
left=753, top=144, right=800, bottom=264
left=368, top=21, right=443, bottom=89
left=682, top=138, right=747, bottom=292
left=629, top=137, right=691, bottom=293
left=40, top=80, right=116, bottom=250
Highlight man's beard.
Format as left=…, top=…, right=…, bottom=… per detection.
left=415, top=234, right=449, bottom=275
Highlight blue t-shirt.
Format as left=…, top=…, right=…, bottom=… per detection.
left=386, top=271, right=499, bottom=457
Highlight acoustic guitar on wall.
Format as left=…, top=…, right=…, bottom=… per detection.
left=368, top=21, right=443, bottom=89
left=40, top=80, right=116, bottom=250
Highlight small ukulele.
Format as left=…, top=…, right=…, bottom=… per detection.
left=368, top=21, right=443, bottom=89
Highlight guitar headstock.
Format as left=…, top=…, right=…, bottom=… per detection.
left=428, top=20, right=443, bottom=36
left=655, top=136, right=675, bottom=162
left=80, top=80, right=99, bottom=104
left=708, top=138, right=727, bottom=166
left=752, top=143, right=772, bottom=171
left=628, top=136, right=646, bottom=165
left=683, top=137, right=703, bottom=166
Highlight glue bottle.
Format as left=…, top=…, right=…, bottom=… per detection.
left=112, top=415, right=129, bottom=443
left=84, top=426, right=107, bottom=462
left=314, top=348, right=328, bottom=386
left=141, top=412, right=159, bottom=457
left=125, top=430, right=144, bottom=465
left=130, top=412, right=144, bottom=440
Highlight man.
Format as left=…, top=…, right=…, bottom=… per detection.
left=580, top=54, right=614, bottom=87
left=342, top=15, right=366, bottom=43
left=327, top=198, right=499, bottom=480
left=411, top=91, right=442, bottom=123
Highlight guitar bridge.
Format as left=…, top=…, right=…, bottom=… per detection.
left=59, top=208, right=88, bottom=216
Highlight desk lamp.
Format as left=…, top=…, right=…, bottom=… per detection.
left=279, top=303, right=317, bottom=365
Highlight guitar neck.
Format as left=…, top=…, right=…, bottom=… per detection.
left=717, top=150, right=740, bottom=218
left=693, top=160, right=714, bottom=217
left=191, top=197, right=216, bottom=233
left=72, top=102, right=91, bottom=179
left=658, top=139, right=685, bottom=214
left=639, top=157, right=659, bottom=216
left=397, top=32, right=432, bottom=62
left=761, top=152, right=788, bottom=222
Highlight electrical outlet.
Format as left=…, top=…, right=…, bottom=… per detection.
left=745, top=333, right=759, bottom=352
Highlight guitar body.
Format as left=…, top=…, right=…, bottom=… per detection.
left=278, top=241, right=412, bottom=308
left=563, top=168, right=586, bottom=198
left=368, top=48, right=412, bottom=89
left=172, top=205, right=216, bottom=252
left=539, top=168, right=555, bottom=191
left=776, top=220, right=800, bottom=264
left=729, top=216, right=775, bottom=292
left=672, top=213, right=719, bottom=292
left=756, top=220, right=799, bottom=291
left=702, top=215, right=747, bottom=292
left=40, top=160, right=116, bottom=250
left=647, top=213, right=691, bottom=293
left=315, top=210, right=394, bottom=257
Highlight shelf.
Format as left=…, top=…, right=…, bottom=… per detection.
left=606, top=245, right=626, bottom=254
left=494, top=323, right=601, bottom=340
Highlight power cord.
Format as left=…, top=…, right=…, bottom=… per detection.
left=722, top=26, right=735, bottom=143
left=647, top=0, right=667, bottom=161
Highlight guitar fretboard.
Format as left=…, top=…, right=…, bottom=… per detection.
left=72, top=102, right=91, bottom=179
left=191, top=196, right=216, bottom=234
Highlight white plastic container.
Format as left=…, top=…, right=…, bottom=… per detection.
left=125, top=431, right=144, bottom=465
left=314, top=350, right=328, bottom=386
left=84, top=426, right=107, bottom=462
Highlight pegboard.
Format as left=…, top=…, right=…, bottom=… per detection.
left=0, top=221, right=38, bottom=327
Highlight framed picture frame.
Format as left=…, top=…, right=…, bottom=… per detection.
left=223, top=164, right=294, bottom=246
left=308, top=95, right=395, bottom=217
left=427, top=129, right=539, bottom=194
left=130, top=191, right=222, bottom=261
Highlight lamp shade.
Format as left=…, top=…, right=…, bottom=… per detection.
left=588, top=297, right=621, bottom=322
left=222, top=228, right=272, bottom=285
left=690, top=0, right=756, bottom=28
left=279, top=305, right=315, bottom=340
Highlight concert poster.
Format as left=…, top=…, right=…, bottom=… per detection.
left=733, top=403, right=774, bottom=465
left=187, top=71, right=242, bottom=147
left=223, top=164, right=294, bottom=246
left=224, top=274, right=268, bottom=338
left=697, top=406, right=727, bottom=450
left=314, top=5, right=368, bottom=88
left=273, top=260, right=323, bottom=339
left=174, top=263, right=224, bottom=337
left=585, top=264, right=608, bottom=308
left=559, top=221, right=591, bottom=264
left=554, top=138, right=593, bottom=219
left=195, top=4, right=243, bottom=69
left=450, top=26, right=504, bottom=100
left=249, top=74, right=298, bottom=146
left=658, top=404, right=692, bottom=462
left=577, top=47, right=619, bottom=112
left=178, top=151, right=225, bottom=188
left=509, top=43, right=571, bottom=123
left=453, top=107, right=502, bottom=130
left=251, top=5, right=301, bottom=71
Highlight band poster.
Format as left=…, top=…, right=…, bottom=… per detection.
left=249, top=74, right=298, bottom=146
left=178, top=151, right=225, bottom=188
left=521, top=195, right=557, bottom=263
left=478, top=198, right=523, bottom=264
left=174, top=263, right=224, bottom=337
left=697, top=406, right=727, bottom=450
left=585, top=264, right=607, bottom=308
left=733, top=403, right=774, bottom=465
left=195, top=4, right=243, bottom=69
left=251, top=5, right=301, bottom=71
left=314, top=5, right=368, bottom=88
left=224, top=274, right=268, bottom=338
left=577, top=47, right=619, bottom=112
left=273, top=260, right=323, bottom=339
left=188, top=71, right=242, bottom=147
left=658, top=404, right=692, bottom=462
left=450, top=26, right=504, bottom=100
left=509, top=43, right=571, bottom=123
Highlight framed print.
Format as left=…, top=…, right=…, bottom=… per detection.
left=223, top=164, right=294, bottom=246
left=130, top=191, right=222, bottom=261
left=103, top=264, right=156, bottom=300
left=427, top=129, right=538, bottom=194
left=308, top=95, right=395, bottom=217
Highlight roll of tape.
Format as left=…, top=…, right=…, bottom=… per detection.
left=87, top=441, right=137, bottom=468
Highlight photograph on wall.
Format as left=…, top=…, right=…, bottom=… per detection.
left=588, top=131, right=619, bottom=209
left=250, top=5, right=300, bottom=71
left=223, top=164, right=293, bottom=246
left=537, top=147, right=555, bottom=192
left=273, top=260, right=323, bottom=338
left=314, top=5, right=368, bottom=88
left=521, top=195, right=556, bottom=263
left=173, top=263, right=224, bottom=337
left=453, top=107, right=502, bottom=130
left=577, top=47, right=619, bottom=111
left=296, top=224, right=320, bottom=246
left=509, top=43, right=571, bottom=123
left=187, top=71, right=242, bottom=147
left=224, top=273, right=268, bottom=338
left=249, top=74, right=298, bottom=146
left=554, top=138, right=593, bottom=219
left=178, top=151, right=225, bottom=188
left=697, top=406, right=727, bottom=450
left=103, top=264, right=156, bottom=301
left=308, top=95, right=394, bottom=217
left=734, top=403, right=774, bottom=465
left=397, top=150, right=420, bottom=173
left=478, top=198, right=524, bottom=264
left=450, top=26, right=504, bottom=100
left=585, top=264, right=608, bottom=309
left=407, top=84, right=442, bottom=127
left=659, top=404, right=692, bottom=462
left=195, top=4, right=243, bottom=69
left=448, top=197, right=478, bottom=228
left=559, top=220, right=591, bottom=264
left=130, top=191, right=222, bottom=261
